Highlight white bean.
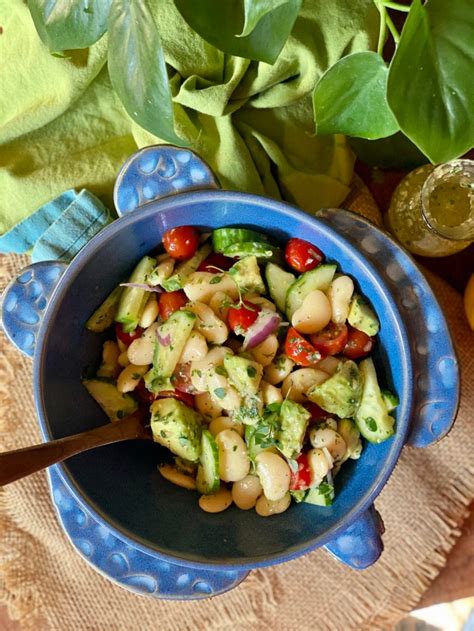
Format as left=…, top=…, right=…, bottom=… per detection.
left=209, top=416, right=244, bottom=437
left=118, top=350, right=130, bottom=368
left=179, top=330, right=208, bottom=364
left=190, top=346, right=233, bottom=391
left=244, top=295, right=276, bottom=311
left=251, top=334, right=279, bottom=367
left=264, top=354, right=294, bottom=385
left=198, top=485, right=233, bottom=513
left=309, top=427, right=346, bottom=462
left=291, top=290, right=332, bottom=334
left=255, top=492, right=291, bottom=517
left=187, top=302, right=229, bottom=345
left=255, top=452, right=291, bottom=501
left=281, top=368, right=329, bottom=403
left=158, top=464, right=196, bottom=490
left=149, top=257, right=174, bottom=285
left=184, top=272, right=239, bottom=303
left=216, top=429, right=250, bottom=482
left=259, top=380, right=283, bottom=406
left=117, top=364, right=148, bottom=393
left=328, top=275, right=354, bottom=324
left=307, top=448, right=331, bottom=485
left=127, top=323, right=159, bottom=366
left=232, top=475, right=263, bottom=510
left=138, top=296, right=159, bottom=328
left=208, top=291, right=233, bottom=321
left=195, top=392, right=223, bottom=419
left=97, top=341, right=120, bottom=378
left=315, top=356, right=341, bottom=375
left=207, top=371, right=242, bottom=411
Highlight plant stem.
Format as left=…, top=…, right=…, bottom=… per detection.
left=375, top=2, right=387, bottom=56
left=385, top=11, right=401, bottom=43
left=382, top=1, right=410, bottom=11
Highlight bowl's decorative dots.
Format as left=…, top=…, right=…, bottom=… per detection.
left=360, top=235, right=380, bottom=254
left=106, top=552, right=130, bottom=574
left=386, top=261, right=403, bottom=282
left=193, top=581, right=213, bottom=595
left=437, top=356, right=458, bottom=389
left=74, top=538, right=94, bottom=557
left=122, top=574, right=158, bottom=594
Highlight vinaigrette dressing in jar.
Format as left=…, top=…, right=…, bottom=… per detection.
left=386, top=160, right=474, bottom=257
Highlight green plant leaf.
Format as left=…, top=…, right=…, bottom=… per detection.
left=108, top=0, right=185, bottom=145
left=313, top=51, right=399, bottom=139
left=28, top=0, right=111, bottom=50
left=387, top=0, right=474, bottom=163
left=174, top=0, right=302, bottom=64
left=239, top=0, right=290, bottom=37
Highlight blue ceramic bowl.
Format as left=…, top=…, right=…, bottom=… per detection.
left=1, top=147, right=458, bottom=587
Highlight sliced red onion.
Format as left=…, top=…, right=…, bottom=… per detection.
left=120, top=282, right=162, bottom=293
left=156, top=330, right=171, bottom=346
left=242, top=309, right=281, bottom=350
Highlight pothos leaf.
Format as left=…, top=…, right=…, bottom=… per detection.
left=28, top=0, right=111, bottom=50
left=173, top=0, right=302, bottom=64
left=313, top=51, right=399, bottom=139
left=239, top=0, right=290, bottom=37
left=387, top=0, right=474, bottom=163
left=108, top=0, right=185, bottom=145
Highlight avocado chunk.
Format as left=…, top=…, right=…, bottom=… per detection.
left=233, top=393, right=264, bottom=426
left=224, top=355, right=263, bottom=396
left=355, top=358, right=395, bottom=443
left=144, top=310, right=196, bottom=393
left=306, top=360, right=361, bottom=418
left=150, top=398, right=203, bottom=461
left=337, top=418, right=362, bottom=461
left=83, top=379, right=138, bottom=422
left=278, top=399, right=310, bottom=459
left=381, top=389, right=399, bottom=412
left=228, top=256, right=265, bottom=294
left=161, top=243, right=212, bottom=292
left=347, top=294, right=380, bottom=336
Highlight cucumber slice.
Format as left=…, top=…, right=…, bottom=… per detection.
left=265, top=263, right=295, bottom=313
left=144, top=310, right=196, bottom=393
left=83, top=379, right=138, bottom=421
left=285, top=264, right=337, bottom=319
left=115, top=256, right=156, bottom=332
left=223, top=241, right=279, bottom=260
left=355, top=358, right=395, bottom=443
left=161, top=243, right=212, bottom=292
left=86, top=286, right=123, bottom=333
left=381, top=389, right=399, bottom=412
left=196, top=430, right=220, bottom=494
left=304, top=478, right=335, bottom=506
left=212, top=228, right=268, bottom=253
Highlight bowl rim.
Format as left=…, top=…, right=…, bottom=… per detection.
left=34, top=189, right=413, bottom=570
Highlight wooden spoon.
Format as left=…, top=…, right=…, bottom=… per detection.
left=0, top=412, right=151, bottom=486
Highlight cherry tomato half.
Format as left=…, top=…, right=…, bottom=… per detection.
left=115, top=323, right=144, bottom=346
left=162, top=226, right=200, bottom=261
left=284, top=327, right=321, bottom=366
left=290, top=452, right=312, bottom=491
left=310, top=323, right=348, bottom=356
left=135, top=379, right=156, bottom=404
left=227, top=300, right=261, bottom=335
left=158, top=389, right=195, bottom=408
left=197, top=252, right=234, bottom=273
left=284, top=238, right=324, bottom=273
left=343, top=326, right=374, bottom=359
left=303, top=401, right=330, bottom=423
left=158, top=290, right=188, bottom=320
left=172, top=363, right=196, bottom=394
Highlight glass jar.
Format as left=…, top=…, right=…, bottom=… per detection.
left=386, top=160, right=474, bottom=257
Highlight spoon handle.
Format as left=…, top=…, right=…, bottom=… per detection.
left=0, top=413, right=148, bottom=487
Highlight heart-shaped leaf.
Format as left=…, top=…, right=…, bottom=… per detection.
left=239, top=0, right=290, bottom=37
left=28, top=0, right=111, bottom=50
left=387, top=0, right=474, bottom=163
left=313, top=51, right=399, bottom=139
left=108, top=0, right=185, bottom=145
left=174, top=0, right=302, bottom=64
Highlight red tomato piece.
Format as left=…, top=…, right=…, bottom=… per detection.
left=135, top=380, right=156, bottom=404
left=158, top=290, right=188, bottom=320
left=343, top=326, right=374, bottom=359
left=310, top=323, right=348, bottom=356
left=172, top=363, right=196, bottom=394
left=284, top=327, right=321, bottom=366
left=303, top=401, right=330, bottom=423
left=290, top=453, right=312, bottom=491
left=162, top=226, right=200, bottom=261
left=284, top=238, right=324, bottom=273
left=197, top=252, right=234, bottom=273
left=158, top=389, right=195, bottom=408
left=115, top=323, right=144, bottom=346
left=227, top=300, right=261, bottom=335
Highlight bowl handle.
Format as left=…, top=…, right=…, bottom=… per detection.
left=324, top=505, right=384, bottom=570
left=1, top=261, right=67, bottom=358
left=113, top=145, right=220, bottom=216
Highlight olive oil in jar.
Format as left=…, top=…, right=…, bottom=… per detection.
left=386, top=160, right=474, bottom=257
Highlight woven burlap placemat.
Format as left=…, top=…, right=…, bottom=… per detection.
left=1, top=180, right=473, bottom=630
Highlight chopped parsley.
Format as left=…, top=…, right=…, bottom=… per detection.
left=213, top=387, right=227, bottom=399
left=246, top=366, right=257, bottom=378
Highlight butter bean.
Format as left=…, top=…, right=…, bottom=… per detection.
left=291, top=290, right=332, bottom=334
left=158, top=464, right=196, bottom=490
left=117, top=364, right=148, bottom=393
left=127, top=323, right=159, bottom=366
left=328, top=275, right=354, bottom=324
left=232, top=475, right=263, bottom=510
left=209, top=416, right=244, bottom=437
left=255, top=452, right=291, bottom=501
left=255, top=492, right=291, bottom=517
left=264, top=353, right=294, bottom=385
left=138, top=296, right=159, bottom=328
left=281, top=368, right=329, bottom=403
left=251, top=334, right=279, bottom=367
left=216, top=429, right=250, bottom=482
left=179, top=331, right=208, bottom=364
left=199, top=485, right=233, bottom=513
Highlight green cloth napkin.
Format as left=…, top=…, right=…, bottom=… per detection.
left=0, top=0, right=377, bottom=237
